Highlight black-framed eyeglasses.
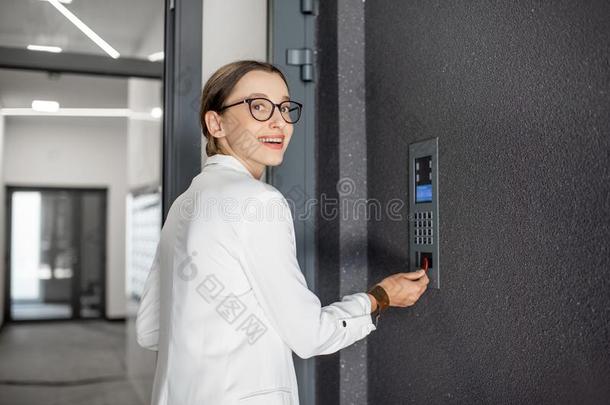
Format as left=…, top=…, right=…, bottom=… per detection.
left=219, top=97, right=303, bottom=124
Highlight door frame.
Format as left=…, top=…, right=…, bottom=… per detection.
left=3, top=185, right=108, bottom=323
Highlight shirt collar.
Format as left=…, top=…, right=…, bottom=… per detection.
left=203, top=153, right=255, bottom=179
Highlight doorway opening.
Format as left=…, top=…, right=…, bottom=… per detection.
left=5, top=186, right=107, bottom=321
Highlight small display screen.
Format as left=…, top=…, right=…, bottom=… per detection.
left=415, top=156, right=432, bottom=204
left=416, top=184, right=432, bottom=203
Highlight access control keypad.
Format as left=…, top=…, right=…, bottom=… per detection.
left=414, top=211, right=434, bottom=245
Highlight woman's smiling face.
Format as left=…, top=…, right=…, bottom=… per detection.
left=204, top=70, right=294, bottom=180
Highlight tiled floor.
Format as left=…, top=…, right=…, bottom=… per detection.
left=0, top=321, right=144, bottom=405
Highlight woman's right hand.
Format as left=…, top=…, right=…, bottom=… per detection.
left=377, top=270, right=429, bottom=308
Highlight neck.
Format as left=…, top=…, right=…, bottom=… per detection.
left=218, top=149, right=264, bottom=180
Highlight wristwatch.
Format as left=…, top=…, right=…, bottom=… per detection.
left=367, top=284, right=390, bottom=327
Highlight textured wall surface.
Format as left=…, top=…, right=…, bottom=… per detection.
left=314, top=0, right=342, bottom=403
left=365, top=1, right=609, bottom=404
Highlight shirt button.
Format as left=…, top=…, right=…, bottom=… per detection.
left=342, top=320, right=347, bottom=327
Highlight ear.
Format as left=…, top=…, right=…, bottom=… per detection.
left=204, top=110, right=226, bottom=139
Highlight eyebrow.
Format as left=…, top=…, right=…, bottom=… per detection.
left=247, top=92, right=290, bottom=102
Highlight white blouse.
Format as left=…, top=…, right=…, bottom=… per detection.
left=135, top=153, right=376, bottom=405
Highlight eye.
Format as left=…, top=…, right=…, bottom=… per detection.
left=251, top=99, right=270, bottom=111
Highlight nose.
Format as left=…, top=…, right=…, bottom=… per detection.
left=268, top=106, right=287, bottom=128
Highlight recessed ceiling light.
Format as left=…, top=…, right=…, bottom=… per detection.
left=150, top=107, right=163, bottom=118
left=147, top=51, right=164, bottom=62
left=27, top=44, right=63, bottom=53
left=32, top=100, right=60, bottom=112
left=45, top=0, right=120, bottom=59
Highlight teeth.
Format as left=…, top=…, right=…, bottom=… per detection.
left=258, top=137, right=283, bottom=143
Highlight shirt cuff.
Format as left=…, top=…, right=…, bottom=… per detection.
left=338, top=292, right=377, bottom=337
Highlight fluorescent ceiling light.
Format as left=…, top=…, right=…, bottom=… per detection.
left=32, top=100, right=60, bottom=112
left=39, top=0, right=72, bottom=3
left=147, top=51, right=164, bottom=62
left=1, top=108, right=162, bottom=121
left=27, top=44, right=63, bottom=53
left=46, top=0, right=120, bottom=59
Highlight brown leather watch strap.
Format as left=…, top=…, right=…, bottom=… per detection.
left=368, top=285, right=390, bottom=311
left=367, top=284, right=390, bottom=327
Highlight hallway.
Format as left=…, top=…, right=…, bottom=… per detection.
left=0, top=321, right=142, bottom=405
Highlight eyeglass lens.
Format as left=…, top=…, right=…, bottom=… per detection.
left=249, top=99, right=301, bottom=123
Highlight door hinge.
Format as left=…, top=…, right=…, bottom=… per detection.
left=301, top=0, right=317, bottom=15
left=286, top=48, right=314, bottom=82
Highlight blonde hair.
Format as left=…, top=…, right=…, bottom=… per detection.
left=199, top=60, right=289, bottom=157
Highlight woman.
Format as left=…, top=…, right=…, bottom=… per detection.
left=136, top=60, right=429, bottom=405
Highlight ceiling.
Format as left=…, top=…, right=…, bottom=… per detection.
left=0, top=68, right=129, bottom=108
left=0, top=0, right=164, bottom=110
left=0, top=0, right=164, bottom=59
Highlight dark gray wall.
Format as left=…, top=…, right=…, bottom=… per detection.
left=365, top=1, right=609, bottom=404
left=314, top=0, right=342, bottom=403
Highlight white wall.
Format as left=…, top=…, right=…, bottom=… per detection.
left=201, top=0, right=268, bottom=83
left=0, top=114, right=5, bottom=326
left=124, top=12, right=164, bottom=403
left=125, top=78, right=163, bottom=405
left=201, top=0, right=268, bottom=168
left=127, top=78, right=163, bottom=190
left=3, top=117, right=128, bottom=319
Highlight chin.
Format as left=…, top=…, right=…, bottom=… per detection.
left=265, top=154, right=284, bottom=166
left=268, top=157, right=283, bottom=166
